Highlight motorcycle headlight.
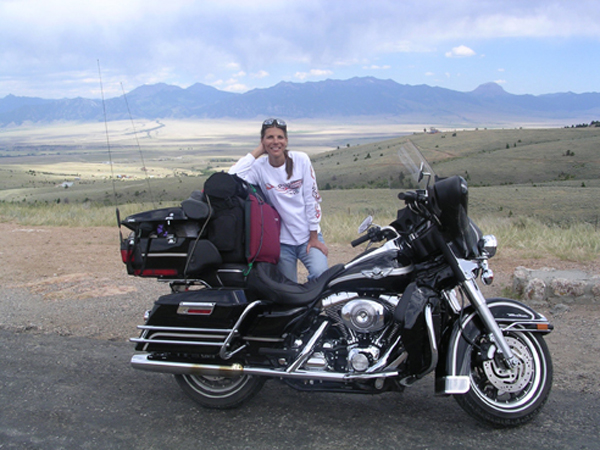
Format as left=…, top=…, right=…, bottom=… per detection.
left=479, top=235, right=497, bottom=258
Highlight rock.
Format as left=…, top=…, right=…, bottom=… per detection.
left=550, top=278, right=587, bottom=300
left=524, top=278, right=547, bottom=304
left=512, top=266, right=531, bottom=296
left=512, top=267, right=599, bottom=305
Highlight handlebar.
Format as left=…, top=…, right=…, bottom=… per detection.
left=351, top=225, right=400, bottom=247
left=398, top=191, right=417, bottom=202
left=351, top=233, right=372, bottom=247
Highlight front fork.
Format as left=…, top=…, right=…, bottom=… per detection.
left=458, top=263, right=519, bottom=369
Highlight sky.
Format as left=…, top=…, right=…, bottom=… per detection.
left=1, top=0, right=600, bottom=99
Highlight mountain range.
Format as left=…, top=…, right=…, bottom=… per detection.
left=1, top=77, right=599, bottom=127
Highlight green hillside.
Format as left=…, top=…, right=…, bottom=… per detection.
left=313, top=126, right=600, bottom=189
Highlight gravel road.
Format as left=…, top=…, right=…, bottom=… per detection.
left=1, top=223, right=599, bottom=448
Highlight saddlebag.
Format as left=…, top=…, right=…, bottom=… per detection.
left=136, top=289, right=250, bottom=353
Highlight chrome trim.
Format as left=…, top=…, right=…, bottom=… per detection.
left=219, top=300, right=262, bottom=360
left=131, top=326, right=229, bottom=351
left=361, top=266, right=393, bottom=279
left=321, top=292, right=359, bottom=309
left=177, top=302, right=216, bottom=315
left=137, top=332, right=224, bottom=341
left=131, top=337, right=224, bottom=347
left=438, top=376, right=470, bottom=394
left=341, top=299, right=386, bottom=333
left=443, top=289, right=463, bottom=314
left=286, top=321, right=329, bottom=373
left=500, top=322, right=552, bottom=332
left=130, top=354, right=401, bottom=381
left=424, top=305, right=438, bottom=372
left=457, top=258, right=479, bottom=280
left=242, top=336, right=285, bottom=343
left=461, top=279, right=518, bottom=368
left=329, top=265, right=413, bottom=287
left=136, top=325, right=232, bottom=333
left=343, top=241, right=399, bottom=268
left=366, top=334, right=404, bottom=373
left=481, top=234, right=497, bottom=258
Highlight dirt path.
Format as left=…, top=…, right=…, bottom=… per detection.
left=0, top=222, right=598, bottom=393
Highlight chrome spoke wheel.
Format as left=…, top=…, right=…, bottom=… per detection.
left=455, top=331, right=553, bottom=427
left=175, top=373, right=265, bottom=409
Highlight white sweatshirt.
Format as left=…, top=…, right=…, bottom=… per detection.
left=229, top=151, right=322, bottom=246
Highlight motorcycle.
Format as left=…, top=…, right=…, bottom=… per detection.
left=124, top=140, right=553, bottom=427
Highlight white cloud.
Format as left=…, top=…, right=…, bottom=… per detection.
left=425, top=72, right=434, bottom=77
left=363, top=65, right=391, bottom=70
left=445, top=45, right=476, bottom=58
left=495, top=79, right=507, bottom=85
left=252, top=70, right=269, bottom=78
left=294, top=69, right=333, bottom=80
left=2, top=1, right=600, bottom=97
left=223, top=83, right=249, bottom=93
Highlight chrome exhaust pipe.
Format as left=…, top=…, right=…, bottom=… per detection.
left=131, top=354, right=400, bottom=381
left=131, top=354, right=244, bottom=376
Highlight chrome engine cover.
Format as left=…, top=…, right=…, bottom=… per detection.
left=341, top=299, right=387, bottom=333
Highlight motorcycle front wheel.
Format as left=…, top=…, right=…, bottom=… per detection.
left=175, top=373, right=265, bottom=409
left=454, top=330, right=553, bottom=428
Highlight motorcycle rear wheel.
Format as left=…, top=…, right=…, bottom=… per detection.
left=175, top=373, right=265, bottom=409
left=454, top=330, right=553, bottom=428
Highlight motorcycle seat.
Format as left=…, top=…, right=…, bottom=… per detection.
left=248, top=262, right=345, bottom=306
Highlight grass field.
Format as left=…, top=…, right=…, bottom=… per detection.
left=1, top=119, right=599, bottom=260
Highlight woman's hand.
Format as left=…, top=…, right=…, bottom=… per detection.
left=251, top=143, right=267, bottom=158
left=306, top=231, right=328, bottom=256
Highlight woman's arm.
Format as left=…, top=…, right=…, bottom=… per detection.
left=228, top=144, right=266, bottom=183
left=306, top=230, right=328, bottom=256
left=301, top=154, right=328, bottom=256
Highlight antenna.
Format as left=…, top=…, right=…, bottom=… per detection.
left=97, top=60, right=122, bottom=232
left=121, top=82, right=156, bottom=209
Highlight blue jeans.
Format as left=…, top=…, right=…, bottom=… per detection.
left=277, top=233, right=329, bottom=283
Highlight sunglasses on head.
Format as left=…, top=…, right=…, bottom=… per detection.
left=262, top=118, right=287, bottom=129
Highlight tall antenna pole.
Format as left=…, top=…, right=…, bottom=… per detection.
left=97, top=60, right=121, bottom=229
left=121, top=82, right=156, bottom=209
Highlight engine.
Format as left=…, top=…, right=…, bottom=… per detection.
left=319, top=292, right=402, bottom=373
left=341, top=298, right=387, bottom=333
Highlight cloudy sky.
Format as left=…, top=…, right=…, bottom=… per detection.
left=2, top=0, right=599, bottom=99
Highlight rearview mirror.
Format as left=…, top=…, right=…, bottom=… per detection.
left=358, top=215, right=373, bottom=234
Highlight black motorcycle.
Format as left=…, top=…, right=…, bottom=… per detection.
left=124, top=140, right=553, bottom=427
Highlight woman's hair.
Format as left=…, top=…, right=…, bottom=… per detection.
left=283, top=150, right=293, bottom=180
left=261, top=121, right=293, bottom=180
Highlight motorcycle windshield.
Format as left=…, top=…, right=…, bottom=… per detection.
left=396, top=140, right=436, bottom=190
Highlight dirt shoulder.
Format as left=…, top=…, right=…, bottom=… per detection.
left=0, top=222, right=598, bottom=392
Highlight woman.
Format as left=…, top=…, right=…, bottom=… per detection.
left=229, top=118, right=328, bottom=282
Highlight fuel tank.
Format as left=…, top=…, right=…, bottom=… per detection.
left=327, top=244, right=413, bottom=292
